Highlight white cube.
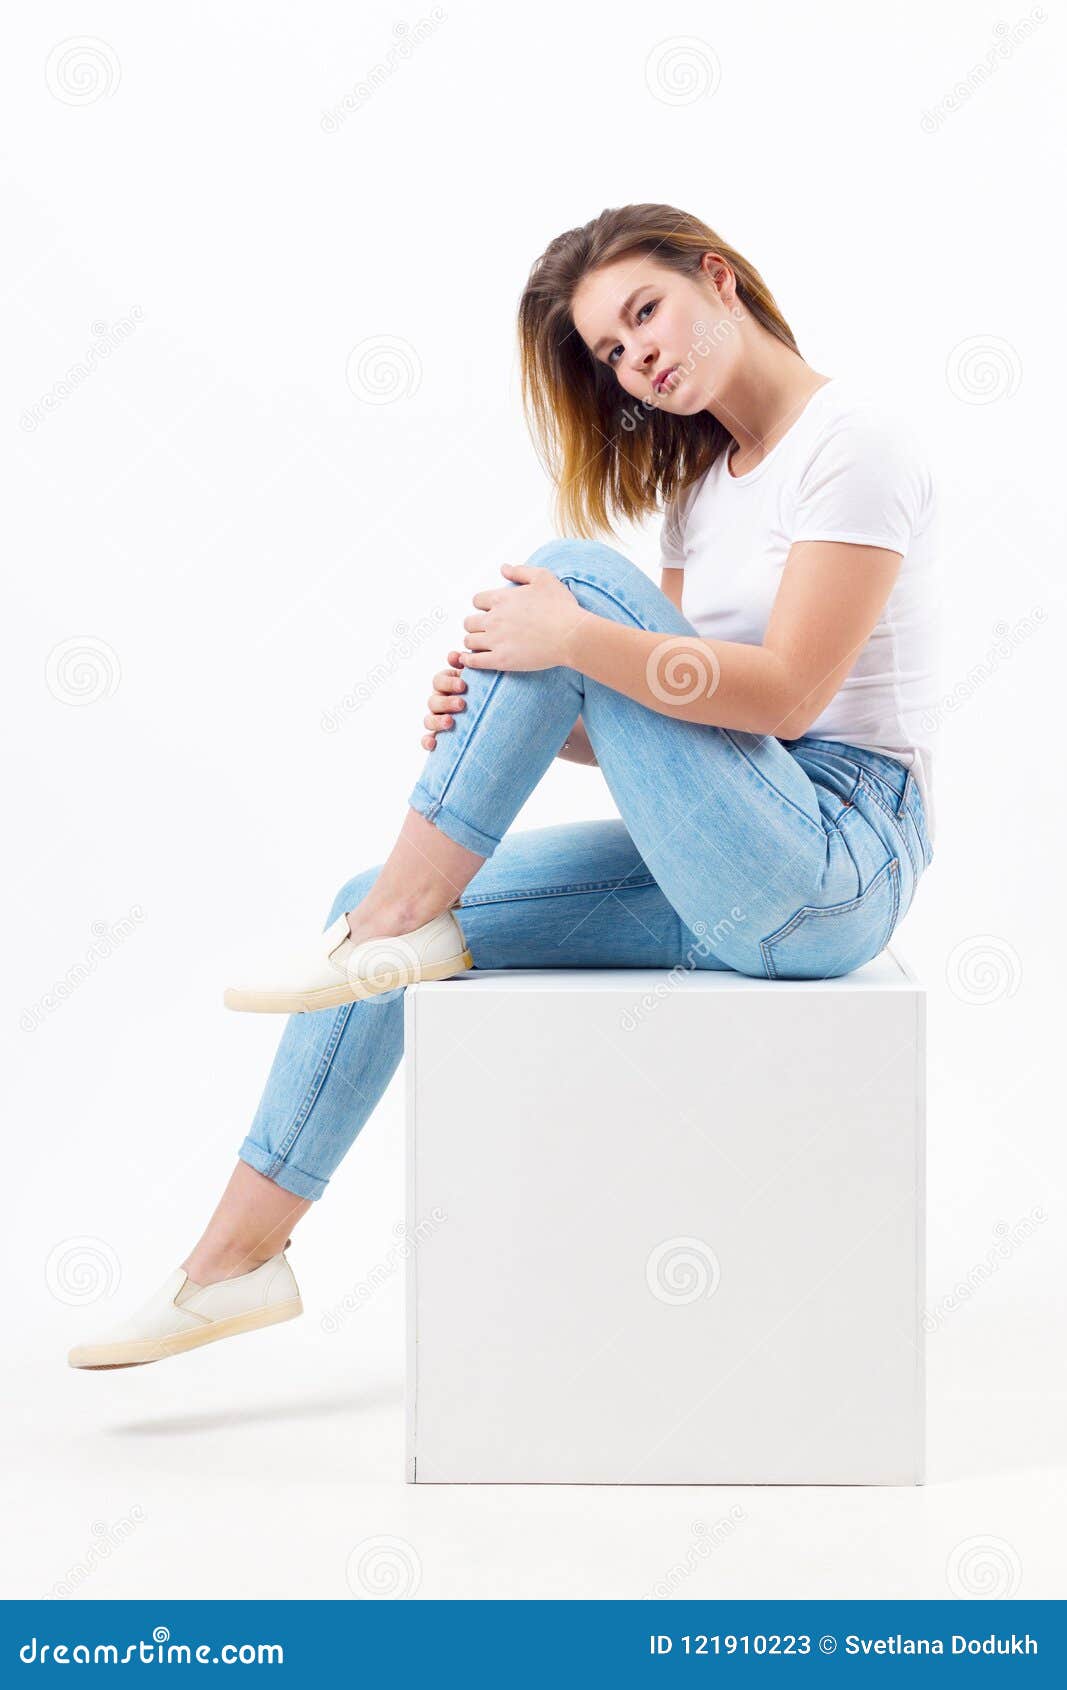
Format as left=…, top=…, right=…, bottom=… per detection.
left=404, top=951, right=925, bottom=1486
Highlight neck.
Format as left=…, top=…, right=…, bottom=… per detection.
left=706, top=337, right=830, bottom=467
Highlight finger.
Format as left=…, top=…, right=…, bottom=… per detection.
left=462, top=613, right=488, bottom=633
left=424, top=712, right=455, bottom=730
left=463, top=633, right=491, bottom=651
left=430, top=693, right=465, bottom=712
left=432, top=675, right=466, bottom=695
left=421, top=734, right=436, bottom=751
left=501, top=562, right=536, bottom=582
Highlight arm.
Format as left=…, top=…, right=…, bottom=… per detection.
left=556, top=569, right=683, bottom=764
left=563, top=540, right=903, bottom=739
left=660, top=566, right=685, bottom=611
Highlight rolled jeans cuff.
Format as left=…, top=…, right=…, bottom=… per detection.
left=237, top=1136, right=330, bottom=1201
left=407, top=779, right=502, bottom=858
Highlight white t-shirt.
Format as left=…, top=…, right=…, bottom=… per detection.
left=659, top=377, right=942, bottom=841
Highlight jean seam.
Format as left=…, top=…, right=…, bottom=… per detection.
left=857, top=772, right=921, bottom=882
left=459, top=875, right=659, bottom=907
left=275, top=1004, right=352, bottom=1163
left=900, top=774, right=933, bottom=864
left=834, top=806, right=863, bottom=885
left=423, top=664, right=509, bottom=823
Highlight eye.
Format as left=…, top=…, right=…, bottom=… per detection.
left=606, top=300, right=657, bottom=366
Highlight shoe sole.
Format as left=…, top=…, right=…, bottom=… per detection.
left=68, top=1296, right=304, bottom=1369
left=222, top=950, right=475, bottom=1014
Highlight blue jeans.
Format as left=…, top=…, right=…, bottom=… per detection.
left=238, top=539, right=933, bottom=1201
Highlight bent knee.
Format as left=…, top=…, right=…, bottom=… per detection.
left=525, top=537, right=633, bottom=582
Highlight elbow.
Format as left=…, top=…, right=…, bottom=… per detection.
left=751, top=655, right=819, bottom=741
left=769, top=689, right=821, bottom=742
left=768, top=665, right=833, bottom=742
left=772, top=707, right=816, bottom=742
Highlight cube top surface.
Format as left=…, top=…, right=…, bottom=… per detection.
left=412, top=947, right=918, bottom=995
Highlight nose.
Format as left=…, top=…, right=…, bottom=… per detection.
left=630, top=341, right=658, bottom=378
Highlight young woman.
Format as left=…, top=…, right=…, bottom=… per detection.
left=68, top=204, right=938, bottom=1370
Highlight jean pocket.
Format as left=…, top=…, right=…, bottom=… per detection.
left=759, top=855, right=902, bottom=981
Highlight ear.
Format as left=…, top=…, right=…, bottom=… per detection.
left=700, top=251, right=736, bottom=305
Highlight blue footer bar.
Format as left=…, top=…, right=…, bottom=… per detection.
left=3, top=1600, right=1064, bottom=1684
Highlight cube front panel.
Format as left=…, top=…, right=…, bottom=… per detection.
left=405, top=964, right=924, bottom=1485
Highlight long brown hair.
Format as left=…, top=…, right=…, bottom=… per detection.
left=517, top=203, right=801, bottom=539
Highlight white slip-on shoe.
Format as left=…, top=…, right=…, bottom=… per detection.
left=67, top=1248, right=303, bottom=1370
left=222, top=904, right=474, bottom=1014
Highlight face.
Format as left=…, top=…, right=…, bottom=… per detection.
left=571, top=252, right=743, bottom=414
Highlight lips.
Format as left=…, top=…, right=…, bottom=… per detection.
left=653, top=366, right=681, bottom=395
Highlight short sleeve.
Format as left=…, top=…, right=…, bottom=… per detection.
left=789, top=406, right=933, bottom=554
left=658, top=472, right=706, bottom=569
left=659, top=492, right=687, bottom=568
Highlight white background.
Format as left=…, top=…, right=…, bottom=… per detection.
left=4, top=0, right=1063, bottom=1600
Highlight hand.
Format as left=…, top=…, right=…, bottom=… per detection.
left=421, top=652, right=468, bottom=752
left=458, top=563, right=589, bottom=672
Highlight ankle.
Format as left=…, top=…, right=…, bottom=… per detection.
left=346, top=890, right=449, bottom=939
left=181, top=1247, right=277, bottom=1286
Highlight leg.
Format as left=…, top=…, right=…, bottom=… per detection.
left=181, top=1162, right=312, bottom=1284
left=342, top=808, right=484, bottom=943
left=395, top=538, right=836, bottom=974
left=208, top=819, right=715, bottom=1267
left=200, top=542, right=912, bottom=1270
